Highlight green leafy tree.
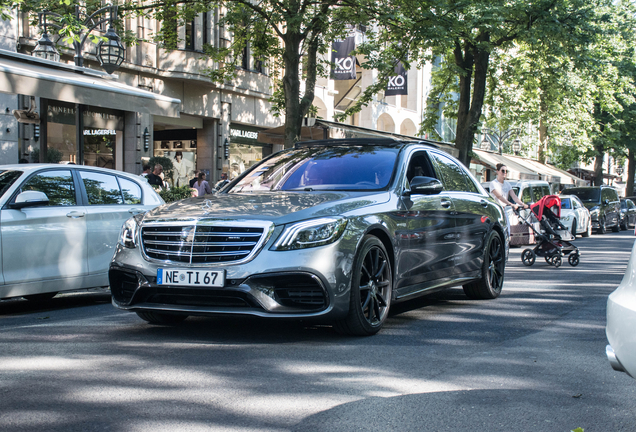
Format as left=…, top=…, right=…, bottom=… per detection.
left=347, top=0, right=614, bottom=167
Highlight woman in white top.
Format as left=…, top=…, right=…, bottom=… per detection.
left=490, top=164, right=528, bottom=211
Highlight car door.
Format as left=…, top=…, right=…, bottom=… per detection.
left=430, top=151, right=491, bottom=277
left=78, top=170, right=149, bottom=276
left=1, top=168, right=88, bottom=287
left=393, top=150, right=457, bottom=295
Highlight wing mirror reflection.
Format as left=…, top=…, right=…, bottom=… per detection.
left=10, top=191, right=50, bottom=209
left=406, top=176, right=444, bottom=196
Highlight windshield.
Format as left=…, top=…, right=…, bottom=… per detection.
left=561, top=198, right=571, bottom=209
left=0, top=170, right=23, bottom=199
left=227, top=146, right=399, bottom=193
left=568, top=188, right=600, bottom=203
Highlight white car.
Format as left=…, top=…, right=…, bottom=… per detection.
left=559, top=194, right=591, bottom=238
left=0, top=164, right=163, bottom=301
left=607, top=238, right=636, bottom=378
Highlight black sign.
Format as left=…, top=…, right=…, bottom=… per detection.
left=330, top=32, right=357, bottom=80
left=386, top=62, right=408, bottom=96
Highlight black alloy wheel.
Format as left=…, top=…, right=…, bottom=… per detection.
left=548, top=253, right=562, bottom=267
left=521, top=248, right=536, bottom=266
left=335, top=235, right=392, bottom=336
left=463, top=230, right=505, bottom=299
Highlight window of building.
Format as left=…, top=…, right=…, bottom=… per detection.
left=185, top=19, right=195, bottom=50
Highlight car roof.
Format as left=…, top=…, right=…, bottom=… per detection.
left=0, top=164, right=142, bottom=180
left=294, top=138, right=440, bottom=149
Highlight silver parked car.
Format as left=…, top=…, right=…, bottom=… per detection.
left=0, top=164, right=163, bottom=301
left=110, top=139, right=509, bottom=335
left=606, top=237, right=636, bottom=378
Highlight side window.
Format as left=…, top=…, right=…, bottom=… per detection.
left=21, top=170, right=76, bottom=206
left=406, top=151, right=436, bottom=184
left=79, top=171, right=123, bottom=205
left=629, top=200, right=636, bottom=210
left=542, top=186, right=550, bottom=197
left=431, top=152, right=470, bottom=192
left=119, top=177, right=143, bottom=205
left=521, top=188, right=532, bottom=204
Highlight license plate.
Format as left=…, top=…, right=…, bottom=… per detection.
left=157, top=268, right=225, bottom=287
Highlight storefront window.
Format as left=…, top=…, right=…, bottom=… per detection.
left=47, top=103, right=123, bottom=168
left=226, top=124, right=271, bottom=180
left=153, top=140, right=197, bottom=187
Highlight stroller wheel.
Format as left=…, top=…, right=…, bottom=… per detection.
left=550, top=254, right=562, bottom=267
left=568, top=253, right=580, bottom=267
left=521, top=249, right=536, bottom=266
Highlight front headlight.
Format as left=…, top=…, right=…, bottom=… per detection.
left=272, top=217, right=348, bottom=251
left=119, top=214, right=144, bottom=248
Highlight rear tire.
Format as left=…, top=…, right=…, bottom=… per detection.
left=335, top=235, right=392, bottom=336
left=463, top=230, right=505, bottom=299
left=136, top=311, right=188, bottom=325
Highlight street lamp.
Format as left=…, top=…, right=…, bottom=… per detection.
left=617, top=166, right=624, bottom=176
left=34, top=5, right=125, bottom=74
left=481, top=128, right=522, bottom=155
left=480, top=137, right=490, bottom=151
left=32, top=15, right=60, bottom=62
left=512, top=139, right=521, bottom=155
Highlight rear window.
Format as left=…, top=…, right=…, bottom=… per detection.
left=568, top=188, right=600, bottom=203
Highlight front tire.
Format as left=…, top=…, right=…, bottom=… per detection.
left=571, top=219, right=577, bottom=238
left=335, top=235, right=392, bottom=336
left=597, top=217, right=606, bottom=234
left=136, top=311, right=188, bottom=325
left=582, top=220, right=591, bottom=237
left=463, top=230, right=505, bottom=299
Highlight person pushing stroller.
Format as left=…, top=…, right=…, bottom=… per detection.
left=490, top=163, right=529, bottom=227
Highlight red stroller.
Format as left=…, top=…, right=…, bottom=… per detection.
left=517, top=195, right=580, bottom=267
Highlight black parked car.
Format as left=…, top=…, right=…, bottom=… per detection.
left=109, top=138, right=509, bottom=335
left=566, top=186, right=621, bottom=234
left=620, top=198, right=636, bottom=230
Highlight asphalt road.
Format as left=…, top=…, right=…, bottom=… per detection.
left=0, top=230, right=635, bottom=432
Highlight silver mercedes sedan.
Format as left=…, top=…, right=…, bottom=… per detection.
left=110, top=139, right=508, bottom=335
left=0, top=164, right=162, bottom=301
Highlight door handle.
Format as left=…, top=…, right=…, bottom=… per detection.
left=66, top=211, right=86, bottom=219
left=480, top=200, right=489, bottom=208
left=128, top=208, right=145, bottom=215
left=441, top=199, right=452, bottom=209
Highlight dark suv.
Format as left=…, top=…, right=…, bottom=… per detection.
left=566, top=186, right=620, bottom=234
left=109, top=138, right=509, bottom=335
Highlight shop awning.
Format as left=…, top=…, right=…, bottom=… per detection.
left=257, top=119, right=459, bottom=157
left=473, top=149, right=541, bottom=180
left=0, top=50, right=181, bottom=117
left=507, top=155, right=586, bottom=186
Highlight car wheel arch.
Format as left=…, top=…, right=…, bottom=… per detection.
left=364, top=227, right=395, bottom=279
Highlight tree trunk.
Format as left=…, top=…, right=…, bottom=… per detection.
left=593, top=143, right=604, bottom=186
left=538, top=92, right=548, bottom=164
left=454, top=37, right=490, bottom=167
left=282, top=34, right=304, bottom=148
left=627, top=148, right=635, bottom=197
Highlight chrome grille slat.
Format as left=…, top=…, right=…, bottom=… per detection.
left=142, top=223, right=266, bottom=264
left=144, top=240, right=258, bottom=247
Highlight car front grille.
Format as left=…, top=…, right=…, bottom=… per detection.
left=141, top=223, right=266, bottom=264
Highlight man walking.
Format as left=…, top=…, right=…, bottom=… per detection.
left=147, top=164, right=164, bottom=189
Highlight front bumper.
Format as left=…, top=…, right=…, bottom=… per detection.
left=109, top=228, right=359, bottom=320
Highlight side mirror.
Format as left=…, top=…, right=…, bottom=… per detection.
left=407, top=176, right=444, bottom=196
left=603, top=199, right=609, bottom=206
left=10, top=191, right=50, bottom=209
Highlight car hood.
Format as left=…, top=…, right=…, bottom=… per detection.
left=142, top=191, right=391, bottom=225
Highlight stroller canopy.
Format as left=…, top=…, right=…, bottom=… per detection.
left=531, top=195, right=561, bottom=219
